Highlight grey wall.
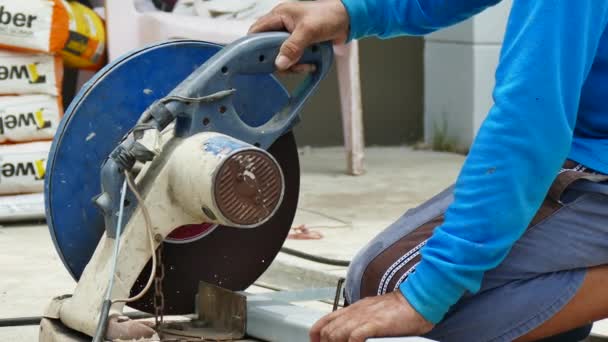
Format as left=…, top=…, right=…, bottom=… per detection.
left=424, top=1, right=511, bottom=148
left=293, top=36, right=424, bottom=146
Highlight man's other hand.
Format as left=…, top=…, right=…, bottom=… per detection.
left=248, top=0, right=350, bottom=71
left=310, top=291, right=435, bottom=342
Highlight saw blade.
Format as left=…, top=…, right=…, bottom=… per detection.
left=45, top=40, right=298, bottom=314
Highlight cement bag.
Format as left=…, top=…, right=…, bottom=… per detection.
left=0, top=51, right=63, bottom=96
left=0, top=193, right=45, bottom=222
left=0, top=0, right=69, bottom=53
left=0, top=141, right=50, bottom=194
left=0, top=95, right=62, bottom=143
left=61, top=1, right=106, bottom=70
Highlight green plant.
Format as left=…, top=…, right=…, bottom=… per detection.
left=432, top=116, right=459, bottom=152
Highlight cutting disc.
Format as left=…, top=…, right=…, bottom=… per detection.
left=45, top=40, right=299, bottom=314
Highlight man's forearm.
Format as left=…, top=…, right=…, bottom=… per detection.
left=341, top=0, right=502, bottom=40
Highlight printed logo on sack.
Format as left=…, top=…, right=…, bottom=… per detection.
left=0, top=7, right=38, bottom=29
left=1, top=158, right=46, bottom=180
left=0, top=63, right=46, bottom=84
left=0, top=108, right=52, bottom=134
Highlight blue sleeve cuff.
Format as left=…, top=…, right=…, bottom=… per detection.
left=340, top=0, right=375, bottom=41
left=399, top=260, right=466, bottom=324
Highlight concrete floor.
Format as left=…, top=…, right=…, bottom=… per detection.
left=260, top=146, right=464, bottom=288
left=1, top=146, right=607, bottom=341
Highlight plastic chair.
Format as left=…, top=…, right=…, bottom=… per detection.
left=104, top=0, right=365, bottom=175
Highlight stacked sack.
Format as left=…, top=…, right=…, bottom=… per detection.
left=0, top=0, right=105, bottom=219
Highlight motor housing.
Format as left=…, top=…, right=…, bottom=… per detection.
left=168, top=132, right=285, bottom=228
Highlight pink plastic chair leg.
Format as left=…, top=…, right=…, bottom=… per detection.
left=335, top=42, right=365, bottom=175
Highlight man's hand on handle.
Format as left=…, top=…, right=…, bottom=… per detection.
left=310, top=291, right=435, bottom=342
left=248, top=0, right=350, bottom=71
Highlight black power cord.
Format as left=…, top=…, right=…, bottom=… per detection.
left=0, top=317, right=41, bottom=327
left=0, top=312, right=153, bottom=328
left=280, top=247, right=351, bottom=267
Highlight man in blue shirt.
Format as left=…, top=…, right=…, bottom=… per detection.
left=251, top=1, right=608, bottom=341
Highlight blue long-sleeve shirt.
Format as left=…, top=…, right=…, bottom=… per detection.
left=340, top=0, right=608, bottom=323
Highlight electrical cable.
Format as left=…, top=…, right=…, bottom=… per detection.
left=112, top=171, right=157, bottom=304
left=160, top=89, right=236, bottom=105
left=0, top=316, right=41, bottom=327
left=279, top=246, right=350, bottom=267
left=107, top=179, right=128, bottom=298
left=92, top=178, right=129, bottom=342
left=0, top=312, right=153, bottom=328
left=92, top=171, right=158, bottom=341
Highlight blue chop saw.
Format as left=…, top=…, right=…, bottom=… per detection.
left=43, top=32, right=333, bottom=339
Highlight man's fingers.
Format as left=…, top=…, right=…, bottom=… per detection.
left=276, top=24, right=317, bottom=70
left=348, top=323, right=378, bottom=342
left=320, top=314, right=361, bottom=342
left=248, top=9, right=314, bottom=71
left=289, top=63, right=317, bottom=74
left=249, top=0, right=350, bottom=70
left=248, top=13, right=286, bottom=34
left=275, top=63, right=316, bottom=76
left=310, top=309, right=344, bottom=342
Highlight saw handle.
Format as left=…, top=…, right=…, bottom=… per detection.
left=227, top=32, right=333, bottom=76
left=226, top=32, right=334, bottom=138
left=168, top=31, right=333, bottom=148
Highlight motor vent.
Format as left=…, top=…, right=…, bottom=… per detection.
left=214, top=150, right=284, bottom=226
